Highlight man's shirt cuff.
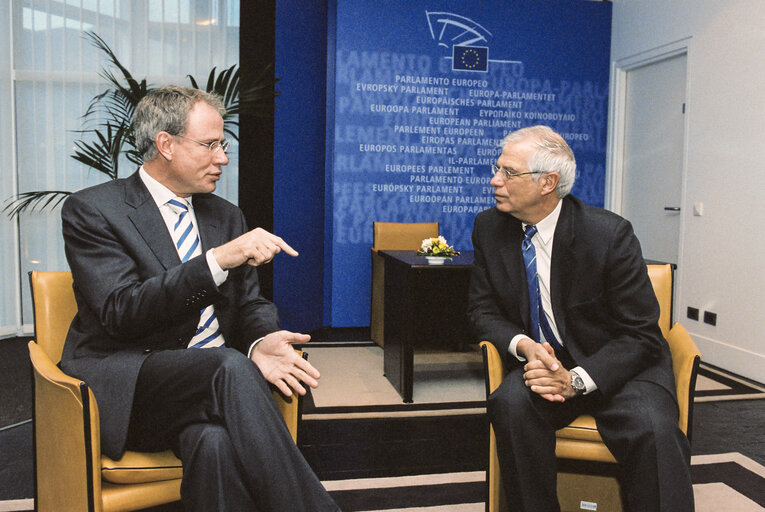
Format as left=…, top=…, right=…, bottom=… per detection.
left=206, top=249, right=229, bottom=286
left=509, top=334, right=528, bottom=362
left=247, top=337, right=264, bottom=358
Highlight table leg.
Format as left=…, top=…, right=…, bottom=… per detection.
left=383, top=260, right=414, bottom=402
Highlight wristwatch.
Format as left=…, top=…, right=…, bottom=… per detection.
left=570, top=369, right=586, bottom=396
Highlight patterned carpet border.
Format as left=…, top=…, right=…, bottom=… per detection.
left=320, top=454, right=765, bottom=512
left=695, top=363, right=765, bottom=402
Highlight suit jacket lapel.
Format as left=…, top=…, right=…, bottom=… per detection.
left=499, top=216, right=531, bottom=333
left=192, top=194, right=229, bottom=309
left=550, top=198, right=576, bottom=342
left=124, top=172, right=180, bottom=269
left=193, top=194, right=221, bottom=251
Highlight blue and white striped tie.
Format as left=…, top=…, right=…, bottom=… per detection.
left=167, top=198, right=224, bottom=349
left=521, top=225, right=563, bottom=352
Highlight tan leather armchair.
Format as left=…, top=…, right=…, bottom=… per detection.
left=647, top=263, right=673, bottom=340
left=29, top=271, right=303, bottom=512
left=370, top=221, right=439, bottom=346
left=480, top=264, right=702, bottom=512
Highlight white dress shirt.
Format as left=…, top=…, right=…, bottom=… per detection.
left=139, top=167, right=228, bottom=285
left=508, top=199, right=598, bottom=394
left=139, top=168, right=267, bottom=355
left=140, top=169, right=265, bottom=355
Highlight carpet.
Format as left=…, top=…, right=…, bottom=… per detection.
left=302, top=343, right=765, bottom=413
left=0, top=338, right=32, bottom=429
left=695, top=364, right=765, bottom=402
left=320, top=453, right=765, bottom=512
left=0, top=421, right=33, bottom=510
left=302, top=342, right=485, bottom=416
left=3, top=343, right=764, bottom=511
left=3, top=434, right=763, bottom=512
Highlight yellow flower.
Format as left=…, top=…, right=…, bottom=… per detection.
left=417, top=235, right=459, bottom=257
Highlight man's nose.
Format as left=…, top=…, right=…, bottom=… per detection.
left=214, top=148, right=229, bottom=165
left=489, top=173, right=504, bottom=188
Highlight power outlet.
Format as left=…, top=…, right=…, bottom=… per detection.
left=703, top=311, right=717, bottom=326
left=687, top=307, right=699, bottom=321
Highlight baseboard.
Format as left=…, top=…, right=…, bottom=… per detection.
left=691, top=331, right=765, bottom=385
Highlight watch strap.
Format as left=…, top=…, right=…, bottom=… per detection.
left=570, top=369, right=586, bottom=396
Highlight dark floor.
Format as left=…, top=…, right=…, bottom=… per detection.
left=301, top=413, right=488, bottom=481
left=692, top=399, right=765, bottom=466
left=0, top=336, right=32, bottom=428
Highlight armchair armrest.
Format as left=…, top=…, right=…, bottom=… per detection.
left=270, top=350, right=306, bottom=443
left=29, top=340, right=103, bottom=511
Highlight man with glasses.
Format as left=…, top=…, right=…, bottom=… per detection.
left=60, top=86, right=339, bottom=511
left=468, top=125, right=693, bottom=511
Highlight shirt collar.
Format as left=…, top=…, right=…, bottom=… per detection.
left=523, top=199, right=563, bottom=245
left=139, top=167, right=194, bottom=210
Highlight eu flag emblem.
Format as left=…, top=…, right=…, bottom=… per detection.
left=452, top=45, right=489, bottom=72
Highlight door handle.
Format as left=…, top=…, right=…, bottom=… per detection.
left=663, top=207, right=681, bottom=211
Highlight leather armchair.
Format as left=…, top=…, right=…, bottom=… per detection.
left=480, top=264, right=701, bottom=512
left=370, top=221, right=439, bottom=346
left=29, top=271, right=302, bottom=512
left=647, top=263, right=673, bottom=340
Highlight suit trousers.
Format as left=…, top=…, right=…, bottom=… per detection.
left=125, top=347, right=339, bottom=512
left=488, top=366, right=694, bottom=512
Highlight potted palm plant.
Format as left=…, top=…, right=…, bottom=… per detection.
left=3, top=31, right=278, bottom=217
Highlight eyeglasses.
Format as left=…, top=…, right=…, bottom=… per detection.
left=178, top=135, right=230, bottom=153
left=490, top=164, right=543, bottom=181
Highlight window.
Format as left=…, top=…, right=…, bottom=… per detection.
left=0, top=0, right=240, bottom=335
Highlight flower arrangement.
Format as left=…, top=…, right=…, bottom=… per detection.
left=417, top=236, right=460, bottom=258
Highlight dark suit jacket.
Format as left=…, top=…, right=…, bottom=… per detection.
left=60, top=171, right=280, bottom=459
left=468, top=195, right=675, bottom=400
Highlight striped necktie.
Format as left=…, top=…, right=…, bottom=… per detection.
left=521, top=225, right=563, bottom=352
left=167, top=198, right=224, bottom=349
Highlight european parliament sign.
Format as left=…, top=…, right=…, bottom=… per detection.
left=327, top=0, right=611, bottom=326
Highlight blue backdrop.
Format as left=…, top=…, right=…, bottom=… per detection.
left=273, top=1, right=329, bottom=331
left=323, top=0, right=612, bottom=327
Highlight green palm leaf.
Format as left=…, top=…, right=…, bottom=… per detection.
left=1, top=191, right=71, bottom=218
left=71, top=122, right=134, bottom=179
left=188, top=63, right=280, bottom=141
left=84, top=31, right=148, bottom=106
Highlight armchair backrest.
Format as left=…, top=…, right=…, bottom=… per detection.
left=373, top=221, right=439, bottom=250
left=665, top=322, right=701, bottom=439
left=29, top=271, right=77, bottom=364
left=646, top=264, right=672, bottom=339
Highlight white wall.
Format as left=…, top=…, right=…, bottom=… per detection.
left=609, top=1, right=765, bottom=383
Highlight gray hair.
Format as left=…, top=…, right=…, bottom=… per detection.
left=134, top=85, right=226, bottom=162
left=500, top=125, right=576, bottom=198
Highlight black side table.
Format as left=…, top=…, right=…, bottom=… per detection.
left=379, top=250, right=474, bottom=402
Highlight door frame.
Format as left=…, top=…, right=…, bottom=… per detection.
left=606, top=37, right=691, bottom=213
left=605, top=37, right=692, bottom=324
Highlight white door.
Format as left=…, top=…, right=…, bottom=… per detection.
left=621, top=53, right=686, bottom=265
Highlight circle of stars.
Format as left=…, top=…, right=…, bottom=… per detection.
left=460, top=48, right=481, bottom=69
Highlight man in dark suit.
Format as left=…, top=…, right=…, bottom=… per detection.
left=61, top=86, right=339, bottom=511
left=468, top=125, right=693, bottom=511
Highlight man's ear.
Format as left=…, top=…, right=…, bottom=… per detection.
left=155, top=131, right=175, bottom=160
left=540, top=172, right=560, bottom=196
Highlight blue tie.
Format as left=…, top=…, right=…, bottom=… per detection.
left=521, top=225, right=563, bottom=351
left=167, top=198, right=224, bottom=349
